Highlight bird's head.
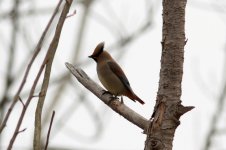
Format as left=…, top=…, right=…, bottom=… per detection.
left=89, top=42, right=105, bottom=62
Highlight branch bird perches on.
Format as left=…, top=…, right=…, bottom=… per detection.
left=65, top=62, right=149, bottom=131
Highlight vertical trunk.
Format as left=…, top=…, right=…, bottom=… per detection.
left=144, top=0, right=194, bottom=149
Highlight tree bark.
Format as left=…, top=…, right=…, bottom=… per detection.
left=144, top=0, right=194, bottom=149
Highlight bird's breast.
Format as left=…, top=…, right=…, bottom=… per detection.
left=97, top=63, right=125, bottom=96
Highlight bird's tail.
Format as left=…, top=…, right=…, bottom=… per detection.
left=124, top=91, right=145, bottom=105
left=133, top=94, right=145, bottom=105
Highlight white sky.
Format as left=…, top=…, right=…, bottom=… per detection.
left=1, top=0, right=226, bottom=150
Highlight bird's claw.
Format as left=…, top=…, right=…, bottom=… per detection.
left=107, top=95, right=119, bottom=105
left=101, top=90, right=120, bottom=104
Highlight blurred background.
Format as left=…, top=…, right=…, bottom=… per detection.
left=0, top=0, right=226, bottom=149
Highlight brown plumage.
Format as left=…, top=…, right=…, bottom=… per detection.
left=89, top=42, right=145, bottom=105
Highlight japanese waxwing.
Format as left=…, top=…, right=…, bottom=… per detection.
left=88, top=42, right=145, bottom=105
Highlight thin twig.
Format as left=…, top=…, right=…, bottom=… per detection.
left=7, top=45, right=45, bottom=150
left=6, top=0, right=68, bottom=149
left=42, top=0, right=91, bottom=128
left=66, top=9, right=76, bottom=18
left=0, top=0, right=63, bottom=134
left=18, top=97, right=25, bottom=107
left=33, top=0, right=73, bottom=149
left=17, top=128, right=27, bottom=134
left=44, top=111, right=55, bottom=150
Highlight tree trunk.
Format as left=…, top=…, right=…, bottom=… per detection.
left=144, top=0, right=194, bottom=149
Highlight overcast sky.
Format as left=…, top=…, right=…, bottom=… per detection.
left=1, top=0, right=226, bottom=150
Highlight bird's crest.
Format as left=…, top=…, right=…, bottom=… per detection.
left=91, top=42, right=105, bottom=57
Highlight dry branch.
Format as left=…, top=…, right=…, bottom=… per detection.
left=33, top=0, right=73, bottom=149
left=0, top=0, right=63, bottom=134
left=42, top=0, right=92, bottom=128
left=65, top=63, right=149, bottom=130
left=5, top=0, right=72, bottom=149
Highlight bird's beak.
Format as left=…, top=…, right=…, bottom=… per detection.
left=88, top=55, right=97, bottom=62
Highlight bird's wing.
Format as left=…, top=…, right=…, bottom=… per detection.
left=107, top=61, right=145, bottom=104
left=107, top=61, right=132, bottom=91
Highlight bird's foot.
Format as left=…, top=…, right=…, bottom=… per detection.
left=108, top=95, right=119, bottom=105
left=101, top=90, right=119, bottom=104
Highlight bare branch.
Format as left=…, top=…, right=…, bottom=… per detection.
left=65, top=63, right=149, bottom=130
left=0, top=0, right=63, bottom=133
left=44, top=111, right=55, bottom=150
left=6, top=0, right=73, bottom=149
left=42, top=0, right=92, bottom=128
left=33, top=0, right=73, bottom=149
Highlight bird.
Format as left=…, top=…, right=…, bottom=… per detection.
left=88, top=42, right=145, bottom=105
